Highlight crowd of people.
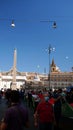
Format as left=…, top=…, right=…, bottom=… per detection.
left=0, top=87, right=73, bottom=130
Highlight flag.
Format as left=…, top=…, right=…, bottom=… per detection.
left=62, top=101, right=73, bottom=117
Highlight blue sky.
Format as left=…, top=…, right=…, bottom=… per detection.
left=0, top=0, right=73, bottom=73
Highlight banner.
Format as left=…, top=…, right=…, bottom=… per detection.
left=62, top=102, right=73, bottom=118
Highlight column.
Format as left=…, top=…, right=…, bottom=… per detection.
left=11, top=49, right=17, bottom=90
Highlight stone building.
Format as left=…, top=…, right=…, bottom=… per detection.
left=0, top=50, right=73, bottom=90
left=49, top=59, right=73, bottom=89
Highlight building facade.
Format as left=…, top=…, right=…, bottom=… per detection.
left=49, top=59, right=73, bottom=89
left=0, top=50, right=73, bottom=90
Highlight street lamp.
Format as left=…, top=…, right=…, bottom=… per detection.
left=40, top=20, right=57, bottom=29
left=11, top=20, right=15, bottom=27
left=48, top=45, right=55, bottom=90
left=37, top=65, right=40, bottom=74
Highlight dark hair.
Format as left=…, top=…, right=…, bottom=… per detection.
left=58, top=88, right=62, bottom=93
left=10, top=90, right=20, bottom=103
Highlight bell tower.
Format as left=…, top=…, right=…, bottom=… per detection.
left=51, top=58, right=56, bottom=72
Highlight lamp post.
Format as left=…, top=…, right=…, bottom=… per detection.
left=37, top=65, right=40, bottom=74
left=48, top=45, right=55, bottom=90
left=48, top=45, right=51, bottom=90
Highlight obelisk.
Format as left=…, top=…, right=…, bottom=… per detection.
left=11, top=49, right=17, bottom=90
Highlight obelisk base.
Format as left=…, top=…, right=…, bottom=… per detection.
left=11, top=82, right=17, bottom=90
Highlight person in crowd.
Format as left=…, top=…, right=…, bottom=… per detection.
left=0, top=91, right=2, bottom=103
left=5, top=89, right=12, bottom=107
left=1, top=90, right=30, bottom=130
left=32, top=91, right=40, bottom=113
left=53, top=89, right=62, bottom=130
left=34, top=93, right=55, bottom=130
left=27, top=91, right=33, bottom=108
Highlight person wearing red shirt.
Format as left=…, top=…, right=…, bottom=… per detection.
left=34, top=93, right=55, bottom=130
